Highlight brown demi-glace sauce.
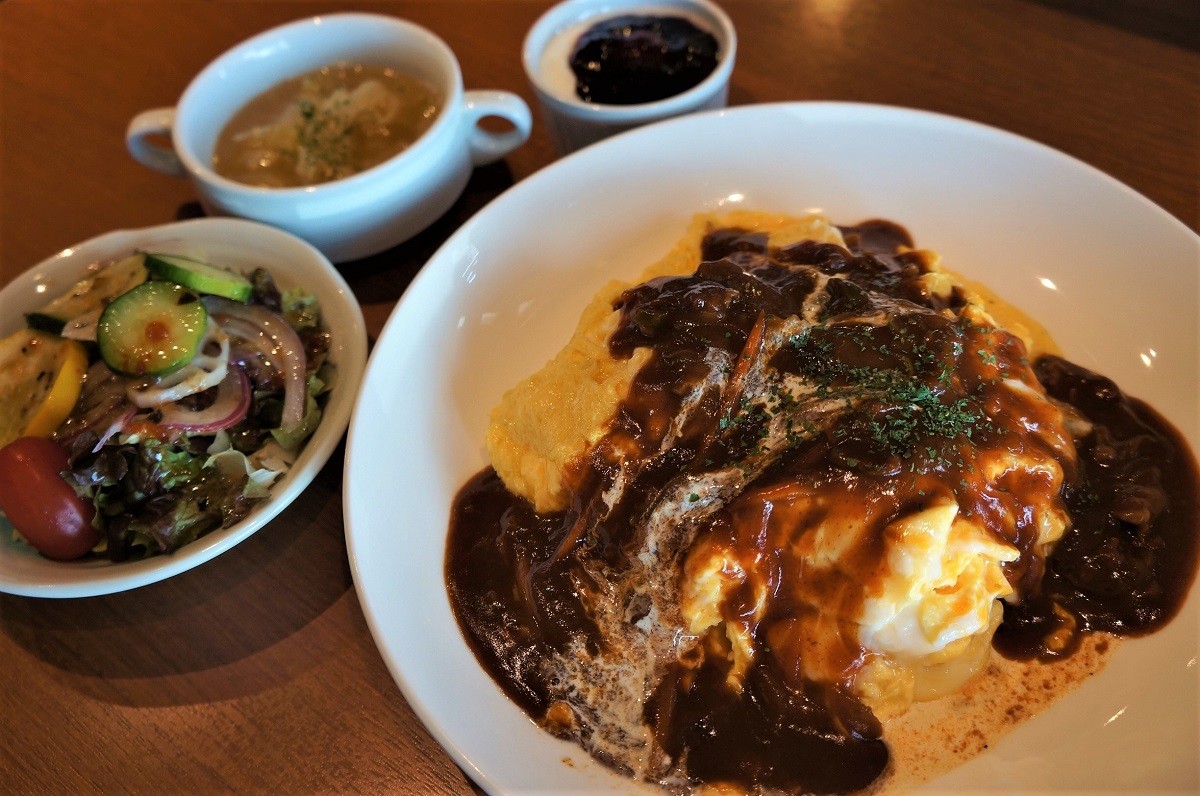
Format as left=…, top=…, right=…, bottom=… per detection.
left=993, top=355, right=1200, bottom=659
left=446, top=221, right=1199, bottom=794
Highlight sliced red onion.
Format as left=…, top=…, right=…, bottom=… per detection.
left=205, top=297, right=307, bottom=433
left=158, top=366, right=252, bottom=433
left=91, top=405, right=137, bottom=452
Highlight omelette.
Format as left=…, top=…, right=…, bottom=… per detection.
left=448, top=210, right=1199, bottom=793
left=486, top=212, right=1070, bottom=718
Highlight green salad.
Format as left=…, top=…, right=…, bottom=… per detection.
left=0, top=252, right=333, bottom=561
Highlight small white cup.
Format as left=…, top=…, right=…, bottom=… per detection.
left=523, top=0, right=736, bottom=155
left=127, top=13, right=532, bottom=262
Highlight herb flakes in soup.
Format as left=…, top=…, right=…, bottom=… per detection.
left=213, top=63, right=440, bottom=188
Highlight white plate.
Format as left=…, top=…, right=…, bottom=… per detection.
left=345, top=103, right=1200, bottom=793
left=0, top=218, right=367, bottom=598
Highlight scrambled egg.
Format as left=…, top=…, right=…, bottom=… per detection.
left=486, top=210, right=1072, bottom=723
left=487, top=284, right=651, bottom=513
left=488, top=211, right=847, bottom=512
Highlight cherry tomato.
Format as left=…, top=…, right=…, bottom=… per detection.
left=0, top=437, right=99, bottom=560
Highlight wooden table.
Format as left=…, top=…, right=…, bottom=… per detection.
left=1, top=1, right=1196, bottom=792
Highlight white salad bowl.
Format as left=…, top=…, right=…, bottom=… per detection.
left=0, top=218, right=367, bottom=598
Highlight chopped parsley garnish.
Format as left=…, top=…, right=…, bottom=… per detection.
left=787, top=320, right=990, bottom=460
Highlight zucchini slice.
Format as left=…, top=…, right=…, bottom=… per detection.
left=97, top=282, right=208, bottom=376
left=145, top=253, right=252, bottom=302
left=26, top=252, right=148, bottom=331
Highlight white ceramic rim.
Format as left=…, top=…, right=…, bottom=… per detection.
left=173, top=12, right=465, bottom=199
left=522, top=0, right=737, bottom=121
left=0, top=217, right=367, bottom=598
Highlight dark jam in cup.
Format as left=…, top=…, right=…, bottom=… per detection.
left=569, top=14, right=719, bottom=104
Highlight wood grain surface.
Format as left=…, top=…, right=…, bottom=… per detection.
left=0, top=1, right=1196, bottom=793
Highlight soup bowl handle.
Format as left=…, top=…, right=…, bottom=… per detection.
left=463, top=91, right=533, bottom=167
left=126, top=108, right=187, bottom=178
